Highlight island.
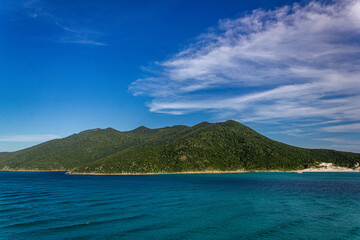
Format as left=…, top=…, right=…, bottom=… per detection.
left=0, top=120, right=359, bottom=175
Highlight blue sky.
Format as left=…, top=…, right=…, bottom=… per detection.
left=1, top=0, right=360, bottom=152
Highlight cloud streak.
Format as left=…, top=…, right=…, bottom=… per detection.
left=23, top=0, right=106, bottom=46
left=321, top=123, right=360, bottom=132
left=130, top=0, right=360, bottom=132
left=0, top=134, right=60, bottom=143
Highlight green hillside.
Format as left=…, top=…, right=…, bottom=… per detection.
left=0, top=120, right=359, bottom=173
left=0, top=152, right=14, bottom=161
left=0, top=128, right=146, bottom=170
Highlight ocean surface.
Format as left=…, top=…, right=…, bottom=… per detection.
left=0, top=172, right=359, bottom=240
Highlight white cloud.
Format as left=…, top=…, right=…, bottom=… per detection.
left=130, top=0, right=360, bottom=128
left=0, top=134, right=60, bottom=142
left=312, top=144, right=360, bottom=153
left=321, top=123, right=360, bottom=132
left=316, top=138, right=360, bottom=144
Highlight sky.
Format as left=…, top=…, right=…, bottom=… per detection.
left=1, top=0, right=360, bottom=152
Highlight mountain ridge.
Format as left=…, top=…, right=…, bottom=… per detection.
left=0, top=120, right=359, bottom=173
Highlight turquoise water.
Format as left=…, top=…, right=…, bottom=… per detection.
left=0, top=172, right=360, bottom=239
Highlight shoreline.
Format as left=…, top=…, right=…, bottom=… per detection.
left=0, top=169, right=66, bottom=172
left=2, top=169, right=359, bottom=176
left=65, top=169, right=360, bottom=176
left=65, top=170, right=251, bottom=176
left=2, top=163, right=359, bottom=175
left=296, top=163, right=360, bottom=173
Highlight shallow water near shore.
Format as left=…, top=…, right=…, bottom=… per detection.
left=1, top=171, right=360, bottom=239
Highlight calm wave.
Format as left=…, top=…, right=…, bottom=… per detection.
left=1, top=172, right=360, bottom=239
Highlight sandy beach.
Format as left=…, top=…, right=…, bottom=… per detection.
left=3, top=162, right=359, bottom=175
left=65, top=170, right=250, bottom=176
left=66, top=163, right=360, bottom=175
left=295, top=163, right=360, bottom=173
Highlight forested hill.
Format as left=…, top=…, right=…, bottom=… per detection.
left=0, top=120, right=359, bottom=173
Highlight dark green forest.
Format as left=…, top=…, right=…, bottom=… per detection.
left=0, top=120, right=359, bottom=173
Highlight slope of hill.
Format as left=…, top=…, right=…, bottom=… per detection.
left=0, top=120, right=359, bottom=173
left=0, top=128, right=145, bottom=170
left=0, top=152, right=14, bottom=161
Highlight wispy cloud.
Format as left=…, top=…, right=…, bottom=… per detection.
left=316, top=138, right=360, bottom=144
left=130, top=0, right=360, bottom=128
left=312, top=144, right=360, bottom=153
left=59, top=39, right=107, bottom=46
left=0, top=134, right=60, bottom=143
left=313, top=137, right=360, bottom=152
left=267, top=129, right=312, bottom=137
left=23, top=0, right=106, bottom=46
left=321, top=123, right=360, bottom=132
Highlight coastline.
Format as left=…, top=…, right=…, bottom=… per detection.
left=65, top=170, right=250, bottom=176
left=2, top=163, right=359, bottom=175
left=63, top=166, right=360, bottom=175
left=0, top=169, right=66, bottom=172
left=295, top=163, right=360, bottom=173
left=65, top=169, right=360, bottom=176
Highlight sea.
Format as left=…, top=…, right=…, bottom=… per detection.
left=0, top=171, right=359, bottom=240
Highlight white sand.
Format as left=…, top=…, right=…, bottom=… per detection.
left=4, top=162, right=360, bottom=175
left=296, top=162, right=360, bottom=173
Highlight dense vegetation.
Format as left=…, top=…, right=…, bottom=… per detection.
left=0, top=152, right=14, bottom=161
left=0, top=120, right=359, bottom=173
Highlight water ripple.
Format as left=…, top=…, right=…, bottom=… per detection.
left=1, top=172, right=360, bottom=240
